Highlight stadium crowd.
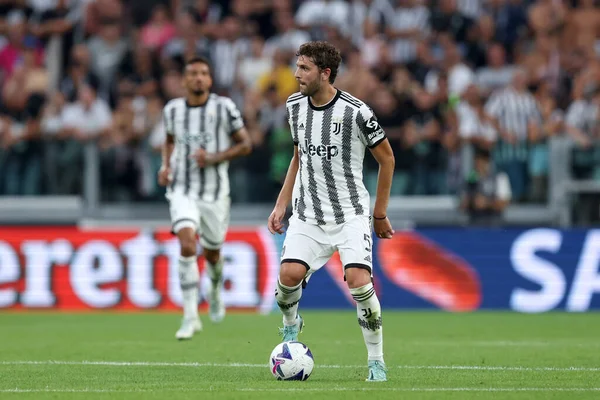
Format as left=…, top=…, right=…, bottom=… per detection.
left=0, top=0, right=598, bottom=205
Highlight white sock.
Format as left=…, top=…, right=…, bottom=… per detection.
left=206, top=258, right=224, bottom=291
left=350, top=283, right=384, bottom=363
left=178, top=255, right=199, bottom=320
left=275, top=279, right=302, bottom=326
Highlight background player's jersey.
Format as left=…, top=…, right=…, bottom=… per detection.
left=286, top=89, right=386, bottom=226
left=163, top=94, right=244, bottom=202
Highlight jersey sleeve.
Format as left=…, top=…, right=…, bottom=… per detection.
left=356, top=104, right=386, bottom=148
left=224, top=98, right=245, bottom=135
left=286, top=105, right=299, bottom=145
left=163, top=104, right=174, bottom=137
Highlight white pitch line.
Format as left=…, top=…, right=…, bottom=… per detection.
left=1, top=360, right=599, bottom=372
left=1, top=388, right=600, bottom=393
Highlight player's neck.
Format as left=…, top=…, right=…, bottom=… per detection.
left=186, top=92, right=210, bottom=107
left=310, top=85, right=337, bottom=108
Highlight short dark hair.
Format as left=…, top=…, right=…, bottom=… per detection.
left=184, top=56, right=212, bottom=74
left=474, top=146, right=491, bottom=160
left=296, top=41, right=342, bottom=84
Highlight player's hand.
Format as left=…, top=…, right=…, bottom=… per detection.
left=268, top=204, right=286, bottom=235
left=374, top=216, right=394, bottom=239
left=191, top=148, right=220, bottom=167
left=158, top=165, right=171, bottom=186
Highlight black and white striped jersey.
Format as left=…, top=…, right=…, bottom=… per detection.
left=163, top=94, right=244, bottom=202
left=484, top=87, right=541, bottom=139
left=287, top=89, right=386, bottom=226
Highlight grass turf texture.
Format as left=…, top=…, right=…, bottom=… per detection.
left=0, top=312, right=598, bottom=399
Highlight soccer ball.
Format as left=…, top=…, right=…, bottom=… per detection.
left=269, top=341, right=314, bottom=381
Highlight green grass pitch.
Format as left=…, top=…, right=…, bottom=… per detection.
left=0, top=311, right=598, bottom=399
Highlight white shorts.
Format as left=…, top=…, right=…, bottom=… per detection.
left=281, top=215, right=373, bottom=280
left=167, top=192, right=231, bottom=250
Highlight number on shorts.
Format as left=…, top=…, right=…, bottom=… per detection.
left=364, top=234, right=372, bottom=252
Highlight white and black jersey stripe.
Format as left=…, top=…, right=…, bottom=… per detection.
left=287, top=89, right=385, bottom=226
left=163, top=94, right=244, bottom=202
left=565, top=100, right=599, bottom=137
left=384, top=5, right=430, bottom=63
left=485, top=87, right=541, bottom=162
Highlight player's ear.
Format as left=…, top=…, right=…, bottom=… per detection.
left=321, top=68, right=331, bottom=83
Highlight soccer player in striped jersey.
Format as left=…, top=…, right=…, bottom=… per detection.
left=267, top=42, right=395, bottom=381
left=158, top=57, right=252, bottom=340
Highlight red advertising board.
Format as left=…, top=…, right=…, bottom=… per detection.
left=0, top=227, right=280, bottom=312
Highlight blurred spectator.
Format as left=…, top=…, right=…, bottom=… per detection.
left=457, top=84, right=497, bottom=152
left=487, top=0, right=528, bottom=58
left=336, top=47, right=378, bottom=101
left=256, top=49, right=297, bottom=103
left=237, top=35, right=272, bottom=92
left=485, top=69, right=541, bottom=202
left=460, top=146, right=512, bottom=226
left=161, top=9, right=210, bottom=69
left=425, top=37, right=474, bottom=98
left=384, top=0, right=430, bottom=64
left=360, top=18, right=386, bottom=69
left=430, top=0, right=474, bottom=43
left=139, top=3, right=176, bottom=51
left=464, top=14, right=497, bottom=69
left=84, top=0, right=123, bottom=37
left=211, top=15, right=249, bottom=93
left=121, top=46, right=159, bottom=98
left=55, top=83, right=112, bottom=194
left=59, top=44, right=100, bottom=103
left=86, top=18, right=128, bottom=100
left=0, top=10, right=44, bottom=81
left=101, top=78, right=149, bottom=201
left=529, top=80, right=563, bottom=202
left=528, top=0, right=568, bottom=37
left=29, top=0, right=79, bottom=71
left=295, top=0, right=349, bottom=40
left=368, top=84, right=412, bottom=195
left=565, top=82, right=600, bottom=177
left=476, top=43, right=516, bottom=96
left=264, top=10, right=310, bottom=59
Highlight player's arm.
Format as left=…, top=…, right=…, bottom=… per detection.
left=358, top=104, right=395, bottom=239
left=275, top=145, right=299, bottom=209
left=268, top=101, right=299, bottom=234
left=216, top=128, right=252, bottom=162
left=158, top=108, right=175, bottom=186
left=369, top=138, right=395, bottom=221
left=268, top=145, right=299, bottom=234
left=195, top=99, right=252, bottom=167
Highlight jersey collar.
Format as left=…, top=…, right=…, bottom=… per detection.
left=308, top=88, right=340, bottom=111
left=186, top=94, right=211, bottom=108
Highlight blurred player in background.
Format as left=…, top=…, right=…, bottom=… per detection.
left=268, top=41, right=395, bottom=381
left=158, top=57, right=252, bottom=340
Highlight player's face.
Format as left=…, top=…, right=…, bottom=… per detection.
left=295, top=56, right=323, bottom=97
left=184, top=62, right=212, bottom=96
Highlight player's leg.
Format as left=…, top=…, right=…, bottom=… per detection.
left=337, top=216, right=386, bottom=381
left=277, top=218, right=332, bottom=341
left=198, top=197, right=230, bottom=323
left=169, top=194, right=202, bottom=340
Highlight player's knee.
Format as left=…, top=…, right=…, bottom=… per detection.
left=279, top=262, right=307, bottom=287
left=204, top=249, right=220, bottom=265
left=177, top=228, right=197, bottom=257
left=345, top=265, right=372, bottom=289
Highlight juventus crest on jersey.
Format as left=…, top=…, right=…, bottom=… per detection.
left=287, top=89, right=386, bottom=226
left=163, top=94, right=244, bottom=202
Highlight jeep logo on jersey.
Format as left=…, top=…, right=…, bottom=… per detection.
left=300, top=140, right=339, bottom=160
left=178, top=132, right=213, bottom=145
